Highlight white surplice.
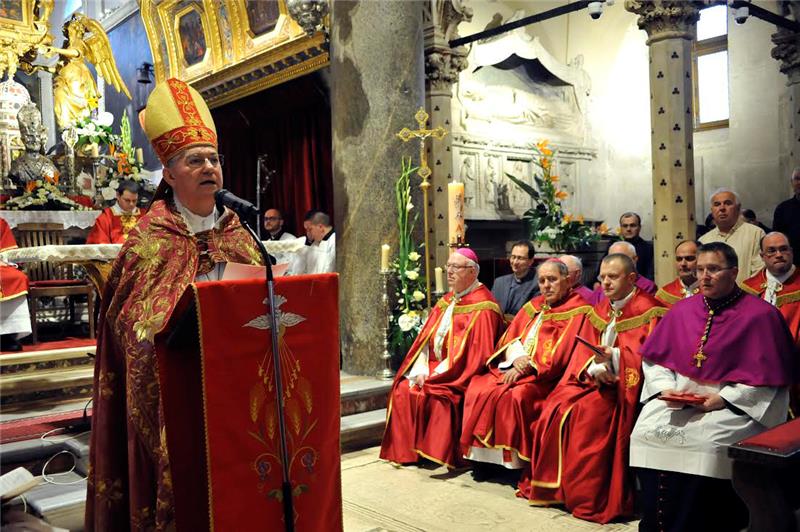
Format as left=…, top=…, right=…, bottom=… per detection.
left=629, top=360, right=788, bottom=479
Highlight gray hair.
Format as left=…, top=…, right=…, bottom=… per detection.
left=538, top=259, right=569, bottom=277
left=559, top=254, right=583, bottom=273
left=792, top=167, right=800, bottom=179
left=309, top=211, right=332, bottom=227
left=608, top=240, right=637, bottom=257
left=709, top=187, right=741, bottom=206
left=619, top=212, right=641, bottom=225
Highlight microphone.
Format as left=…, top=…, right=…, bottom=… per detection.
left=215, top=189, right=258, bottom=217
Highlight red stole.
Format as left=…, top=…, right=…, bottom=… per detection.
left=85, top=200, right=263, bottom=532
left=655, top=277, right=698, bottom=306
left=379, top=285, right=503, bottom=468
left=519, top=290, right=666, bottom=523
left=0, top=218, right=28, bottom=301
left=460, top=291, right=596, bottom=461
left=86, top=207, right=147, bottom=244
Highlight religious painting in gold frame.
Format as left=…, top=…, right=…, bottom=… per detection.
left=0, top=0, right=26, bottom=22
left=141, top=0, right=328, bottom=108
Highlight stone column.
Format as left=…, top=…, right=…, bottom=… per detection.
left=423, top=1, right=473, bottom=269
left=331, top=0, right=425, bottom=376
left=772, top=1, right=800, bottom=175
left=626, top=1, right=704, bottom=286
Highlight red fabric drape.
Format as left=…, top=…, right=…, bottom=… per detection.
left=211, top=72, right=333, bottom=236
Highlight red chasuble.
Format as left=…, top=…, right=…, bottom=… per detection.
left=742, top=267, right=800, bottom=415
left=85, top=206, right=146, bottom=244
left=379, top=285, right=504, bottom=468
left=460, top=291, right=596, bottom=464
left=655, top=277, right=698, bottom=307
left=519, top=290, right=667, bottom=523
left=0, top=218, right=28, bottom=301
left=85, top=199, right=263, bottom=532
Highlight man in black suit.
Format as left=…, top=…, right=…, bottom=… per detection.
left=491, top=240, right=539, bottom=321
left=620, top=211, right=654, bottom=280
left=773, top=167, right=800, bottom=266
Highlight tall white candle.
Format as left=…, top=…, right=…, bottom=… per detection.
left=380, top=244, right=390, bottom=271
left=448, top=182, right=465, bottom=245
left=435, top=266, right=444, bottom=293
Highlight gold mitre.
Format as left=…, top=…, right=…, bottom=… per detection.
left=143, top=78, right=216, bottom=165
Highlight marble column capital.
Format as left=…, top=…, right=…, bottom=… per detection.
left=424, top=46, right=469, bottom=93
left=423, top=0, right=473, bottom=93
left=772, top=28, right=800, bottom=83
left=624, top=0, right=708, bottom=44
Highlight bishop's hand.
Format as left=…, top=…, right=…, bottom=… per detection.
left=413, top=374, right=427, bottom=388
left=593, top=367, right=618, bottom=386
left=511, top=356, right=532, bottom=374
left=593, top=346, right=614, bottom=366
left=696, top=393, right=725, bottom=412
left=503, top=367, right=522, bottom=385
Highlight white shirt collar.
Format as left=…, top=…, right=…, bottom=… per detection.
left=454, top=279, right=481, bottom=301
left=173, top=195, right=218, bottom=234
left=610, top=287, right=636, bottom=311
left=767, top=265, right=796, bottom=285
left=111, top=202, right=139, bottom=216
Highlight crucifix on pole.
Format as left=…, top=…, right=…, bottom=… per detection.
left=396, top=107, right=448, bottom=309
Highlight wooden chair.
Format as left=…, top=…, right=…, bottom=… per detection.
left=14, top=223, right=95, bottom=344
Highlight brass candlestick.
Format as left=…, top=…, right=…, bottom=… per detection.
left=380, top=269, right=394, bottom=380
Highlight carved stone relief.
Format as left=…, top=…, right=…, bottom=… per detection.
left=451, top=29, right=595, bottom=221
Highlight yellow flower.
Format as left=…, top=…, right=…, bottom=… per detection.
left=548, top=174, right=559, bottom=183
left=405, top=270, right=419, bottom=280
left=541, top=158, right=551, bottom=170
left=412, top=290, right=425, bottom=302
left=577, top=215, right=585, bottom=224
left=563, top=214, right=573, bottom=224
left=555, top=190, right=568, bottom=200
left=408, top=251, right=421, bottom=262
left=599, top=223, right=609, bottom=235
left=537, top=140, right=553, bottom=156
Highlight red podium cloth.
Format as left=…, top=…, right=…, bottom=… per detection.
left=0, top=217, right=28, bottom=301
left=156, top=274, right=342, bottom=532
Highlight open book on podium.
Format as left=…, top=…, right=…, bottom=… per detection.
left=154, top=273, right=342, bottom=531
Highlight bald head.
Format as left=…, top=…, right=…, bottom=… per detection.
left=760, top=232, right=793, bottom=277
left=608, top=241, right=638, bottom=263
left=560, top=254, right=583, bottom=287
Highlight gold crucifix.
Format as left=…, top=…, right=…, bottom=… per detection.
left=396, top=107, right=448, bottom=309
left=692, top=351, right=707, bottom=368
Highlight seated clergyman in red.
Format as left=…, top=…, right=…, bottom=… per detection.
left=86, top=179, right=146, bottom=244
left=519, top=253, right=667, bottom=523
left=380, top=248, right=504, bottom=468
left=460, top=258, right=595, bottom=469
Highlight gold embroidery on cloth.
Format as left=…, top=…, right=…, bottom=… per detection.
left=133, top=299, right=168, bottom=343
left=625, top=368, right=640, bottom=388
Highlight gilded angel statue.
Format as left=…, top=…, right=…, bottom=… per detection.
left=45, top=13, right=131, bottom=128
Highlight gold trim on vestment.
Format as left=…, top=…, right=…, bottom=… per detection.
left=740, top=283, right=760, bottom=296
left=541, top=305, right=593, bottom=323
left=473, top=430, right=532, bottom=463
left=452, top=300, right=502, bottom=316
left=586, top=309, right=609, bottom=331
left=529, top=403, right=577, bottom=489
left=0, top=290, right=28, bottom=301
left=191, top=284, right=216, bottom=531
left=613, top=307, right=668, bottom=333
left=655, top=288, right=681, bottom=305
left=414, top=448, right=456, bottom=469
left=777, top=289, right=800, bottom=307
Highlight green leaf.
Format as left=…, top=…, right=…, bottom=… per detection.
left=506, top=172, right=540, bottom=200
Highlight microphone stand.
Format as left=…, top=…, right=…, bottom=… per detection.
left=229, top=206, right=295, bottom=532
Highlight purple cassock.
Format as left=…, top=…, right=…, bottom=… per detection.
left=640, top=292, right=796, bottom=386
left=573, top=285, right=594, bottom=302
left=589, top=275, right=656, bottom=305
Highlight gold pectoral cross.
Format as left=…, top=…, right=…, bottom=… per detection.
left=692, top=351, right=707, bottom=368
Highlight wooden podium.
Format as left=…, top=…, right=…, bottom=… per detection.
left=155, top=274, right=342, bottom=531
